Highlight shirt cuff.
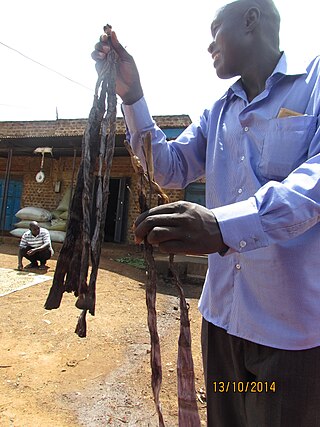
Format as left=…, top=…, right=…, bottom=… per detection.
left=121, top=97, right=155, bottom=134
left=212, top=198, right=269, bottom=253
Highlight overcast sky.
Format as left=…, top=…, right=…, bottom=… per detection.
left=0, top=0, right=319, bottom=122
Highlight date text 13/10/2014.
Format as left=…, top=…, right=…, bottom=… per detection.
left=212, top=381, right=276, bottom=393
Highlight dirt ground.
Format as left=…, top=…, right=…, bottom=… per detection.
left=0, top=241, right=207, bottom=427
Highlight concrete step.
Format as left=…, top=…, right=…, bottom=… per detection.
left=154, top=253, right=208, bottom=279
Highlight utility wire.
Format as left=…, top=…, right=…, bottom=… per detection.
left=0, top=40, right=94, bottom=92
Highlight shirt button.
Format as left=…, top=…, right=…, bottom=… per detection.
left=238, top=188, right=243, bottom=194
left=240, top=240, right=246, bottom=248
left=240, top=156, right=245, bottom=161
left=235, top=264, right=241, bottom=270
left=244, top=126, right=249, bottom=132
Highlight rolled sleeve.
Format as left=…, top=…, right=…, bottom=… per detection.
left=19, top=232, right=28, bottom=248
left=42, top=229, right=51, bottom=246
left=212, top=198, right=269, bottom=253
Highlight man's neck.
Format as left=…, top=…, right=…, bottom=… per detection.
left=241, top=49, right=282, bottom=102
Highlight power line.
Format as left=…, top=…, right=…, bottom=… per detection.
left=0, top=40, right=94, bottom=92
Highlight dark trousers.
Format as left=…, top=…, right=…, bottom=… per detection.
left=201, top=319, right=320, bottom=427
left=21, top=246, right=51, bottom=265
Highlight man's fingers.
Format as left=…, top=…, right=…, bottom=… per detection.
left=134, top=224, right=172, bottom=245
left=133, top=201, right=223, bottom=255
left=91, top=50, right=106, bottom=62
left=91, top=41, right=110, bottom=61
left=93, top=31, right=132, bottom=65
left=147, top=226, right=182, bottom=245
left=109, top=31, right=132, bottom=61
left=134, top=202, right=189, bottom=243
left=134, top=219, right=176, bottom=244
left=95, top=41, right=111, bottom=54
left=135, top=203, right=184, bottom=228
left=134, top=214, right=183, bottom=242
left=134, top=209, right=152, bottom=229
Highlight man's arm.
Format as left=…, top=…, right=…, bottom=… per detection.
left=122, top=98, right=209, bottom=189
left=213, top=149, right=320, bottom=254
left=17, top=233, right=28, bottom=270
left=26, top=242, right=50, bottom=255
left=17, top=247, right=24, bottom=270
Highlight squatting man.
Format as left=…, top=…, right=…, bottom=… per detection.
left=18, top=221, right=53, bottom=270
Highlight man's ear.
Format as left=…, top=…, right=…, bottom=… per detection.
left=244, top=7, right=260, bottom=32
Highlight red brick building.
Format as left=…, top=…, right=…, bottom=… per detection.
left=0, top=115, right=205, bottom=244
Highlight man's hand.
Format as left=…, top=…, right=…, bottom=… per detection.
left=91, top=30, right=143, bottom=105
left=134, top=201, right=228, bottom=255
left=27, top=248, right=37, bottom=256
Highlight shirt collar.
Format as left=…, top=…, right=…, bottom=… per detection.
left=270, top=51, right=308, bottom=77
left=227, top=52, right=308, bottom=100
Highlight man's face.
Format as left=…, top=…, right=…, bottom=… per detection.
left=29, top=224, right=40, bottom=236
left=208, top=5, right=246, bottom=79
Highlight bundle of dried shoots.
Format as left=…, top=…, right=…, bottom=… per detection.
left=44, top=25, right=117, bottom=338
left=127, top=132, right=200, bottom=426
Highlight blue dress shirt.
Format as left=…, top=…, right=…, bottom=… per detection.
left=123, top=53, right=320, bottom=350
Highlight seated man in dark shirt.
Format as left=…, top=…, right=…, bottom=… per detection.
left=17, top=221, right=54, bottom=270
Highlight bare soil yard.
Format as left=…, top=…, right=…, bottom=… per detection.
left=0, top=241, right=206, bottom=426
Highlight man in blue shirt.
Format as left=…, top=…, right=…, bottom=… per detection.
left=94, top=0, right=320, bottom=425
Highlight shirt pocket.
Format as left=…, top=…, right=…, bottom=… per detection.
left=259, top=115, right=317, bottom=181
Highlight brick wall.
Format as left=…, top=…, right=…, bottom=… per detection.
left=126, top=172, right=184, bottom=243
left=0, top=156, right=82, bottom=211
left=0, top=154, right=185, bottom=243
left=0, top=115, right=192, bottom=242
left=0, top=115, right=192, bottom=139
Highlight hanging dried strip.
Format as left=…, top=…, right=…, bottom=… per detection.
left=169, top=255, right=201, bottom=427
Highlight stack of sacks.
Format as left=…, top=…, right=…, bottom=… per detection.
left=11, top=206, right=66, bottom=243
left=46, top=187, right=71, bottom=242
left=10, top=207, right=52, bottom=238
left=10, top=189, right=72, bottom=243
left=50, top=188, right=71, bottom=239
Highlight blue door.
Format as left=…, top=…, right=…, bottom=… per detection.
left=0, top=179, right=23, bottom=230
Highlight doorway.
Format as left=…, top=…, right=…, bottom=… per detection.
left=0, top=179, right=23, bottom=231
left=104, top=177, right=130, bottom=243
